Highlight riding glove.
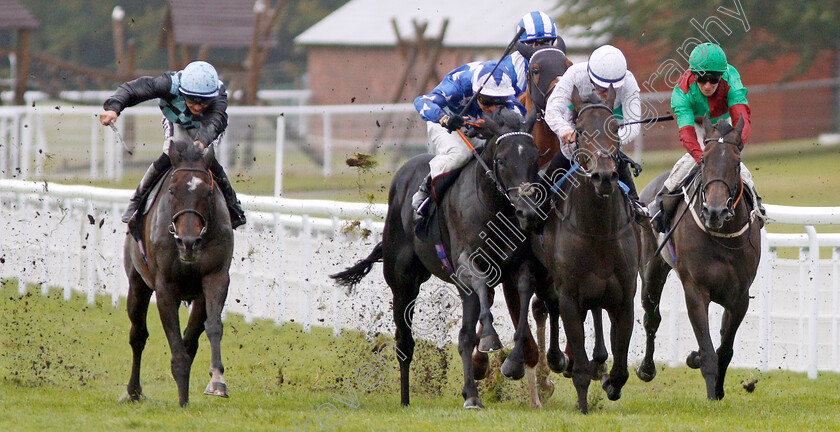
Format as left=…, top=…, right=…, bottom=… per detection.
left=439, top=114, right=465, bottom=132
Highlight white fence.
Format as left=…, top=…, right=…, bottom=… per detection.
left=1, top=179, right=839, bottom=378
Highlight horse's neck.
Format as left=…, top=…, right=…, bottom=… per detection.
left=534, top=120, right=559, bottom=166
left=566, top=179, right=626, bottom=232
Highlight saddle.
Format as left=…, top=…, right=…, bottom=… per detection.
left=414, top=168, right=461, bottom=242
left=128, top=168, right=174, bottom=241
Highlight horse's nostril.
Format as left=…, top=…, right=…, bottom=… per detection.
left=610, top=171, right=619, bottom=182
left=176, top=237, right=184, bottom=245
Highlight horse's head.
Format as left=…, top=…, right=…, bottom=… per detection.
left=167, top=128, right=217, bottom=263
left=526, top=47, right=569, bottom=113
left=570, top=85, right=620, bottom=197
left=479, top=109, right=542, bottom=232
left=700, top=115, right=745, bottom=230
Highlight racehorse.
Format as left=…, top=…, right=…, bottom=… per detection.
left=636, top=116, right=761, bottom=400
left=123, top=126, right=234, bottom=407
left=331, top=109, right=543, bottom=409
left=531, top=86, right=639, bottom=414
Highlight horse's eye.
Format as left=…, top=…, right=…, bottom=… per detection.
left=168, top=187, right=174, bottom=195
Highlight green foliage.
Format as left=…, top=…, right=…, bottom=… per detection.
left=557, top=0, right=840, bottom=76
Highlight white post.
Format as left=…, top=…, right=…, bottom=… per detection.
left=758, top=228, right=771, bottom=371
left=0, top=117, right=7, bottom=178
left=63, top=200, right=73, bottom=301
left=273, top=214, right=286, bottom=325
left=323, top=113, right=332, bottom=177
left=86, top=200, right=96, bottom=304
left=332, top=216, right=343, bottom=337
left=90, top=116, right=99, bottom=180
left=115, top=127, right=123, bottom=182
left=35, top=113, right=46, bottom=177
left=302, top=214, right=312, bottom=333
left=275, top=116, right=285, bottom=196
left=9, top=114, right=19, bottom=178
left=668, top=275, right=681, bottom=367
left=111, top=202, right=122, bottom=306
left=19, top=111, right=31, bottom=179
left=244, top=221, right=255, bottom=324
left=805, top=225, right=819, bottom=379
left=833, top=247, right=839, bottom=373
left=104, top=121, right=114, bottom=180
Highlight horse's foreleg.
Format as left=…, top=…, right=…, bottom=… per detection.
left=202, top=272, right=230, bottom=398
left=545, top=298, right=567, bottom=374
left=155, top=286, right=191, bottom=407
left=715, top=295, right=749, bottom=400
left=126, top=269, right=153, bottom=402
left=388, top=276, right=420, bottom=406
left=472, top=288, right=495, bottom=381
left=531, top=298, right=555, bottom=400
left=590, top=308, right=608, bottom=380
left=558, top=295, right=592, bottom=414
left=636, top=255, right=670, bottom=382
left=183, top=297, right=207, bottom=363
left=683, top=281, right=717, bottom=400
left=459, top=295, right=483, bottom=409
left=475, top=281, right=502, bottom=353
left=500, top=265, right=541, bottom=408
left=601, top=300, right=634, bottom=402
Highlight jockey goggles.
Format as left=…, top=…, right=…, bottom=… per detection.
left=185, top=95, right=213, bottom=106
left=523, top=37, right=556, bottom=48
left=477, top=94, right=508, bottom=107
left=694, top=71, right=722, bottom=84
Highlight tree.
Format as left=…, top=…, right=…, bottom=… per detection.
left=556, top=0, right=840, bottom=77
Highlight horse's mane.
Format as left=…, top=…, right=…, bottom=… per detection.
left=169, top=136, right=204, bottom=163
left=577, top=90, right=603, bottom=107
left=715, top=119, right=735, bottom=136
left=489, top=108, right=525, bottom=131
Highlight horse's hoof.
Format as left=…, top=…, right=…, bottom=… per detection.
left=538, top=378, right=555, bottom=400
left=635, top=363, right=657, bottom=382
left=591, top=361, right=607, bottom=381
left=601, top=376, right=622, bottom=401
left=547, top=348, right=567, bottom=374
left=477, top=334, right=503, bottom=353
left=463, top=397, right=484, bottom=409
left=204, top=381, right=229, bottom=398
left=686, top=351, right=701, bottom=369
left=472, top=352, right=490, bottom=380
left=119, top=392, right=144, bottom=403
left=500, top=357, right=526, bottom=380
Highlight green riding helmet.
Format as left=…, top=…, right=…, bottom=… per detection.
left=688, top=42, right=728, bottom=74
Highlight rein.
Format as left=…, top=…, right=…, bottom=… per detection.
left=459, top=123, right=534, bottom=205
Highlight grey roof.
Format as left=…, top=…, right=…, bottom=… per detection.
left=295, top=0, right=602, bottom=49
left=0, top=0, right=40, bottom=30
left=167, top=0, right=275, bottom=48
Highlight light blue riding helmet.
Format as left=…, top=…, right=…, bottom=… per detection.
left=517, top=11, right=558, bottom=43
left=179, top=61, right=221, bottom=98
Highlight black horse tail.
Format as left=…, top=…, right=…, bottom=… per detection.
left=330, top=241, right=383, bottom=290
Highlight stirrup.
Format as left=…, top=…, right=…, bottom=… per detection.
left=413, top=197, right=430, bottom=223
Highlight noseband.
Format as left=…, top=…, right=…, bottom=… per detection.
left=168, top=167, right=214, bottom=238
left=700, top=136, right=744, bottom=219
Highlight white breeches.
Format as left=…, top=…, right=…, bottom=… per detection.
left=426, top=121, right=478, bottom=178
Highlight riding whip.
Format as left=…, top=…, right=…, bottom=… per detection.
left=457, top=27, right=526, bottom=118
left=108, top=121, right=133, bottom=156
left=619, top=114, right=675, bottom=127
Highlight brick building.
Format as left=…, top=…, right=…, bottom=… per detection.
left=295, top=0, right=838, bottom=150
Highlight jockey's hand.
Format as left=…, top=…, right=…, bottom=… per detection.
left=439, top=114, right=465, bottom=132
left=193, top=140, right=205, bottom=149
left=560, top=129, right=576, bottom=144
left=100, top=110, right=118, bottom=126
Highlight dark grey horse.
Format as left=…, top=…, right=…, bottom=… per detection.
left=531, top=87, right=639, bottom=414
left=636, top=116, right=761, bottom=400
left=331, top=110, right=543, bottom=408
left=123, top=125, right=234, bottom=407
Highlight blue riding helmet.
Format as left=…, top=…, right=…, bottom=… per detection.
left=179, top=61, right=221, bottom=98
left=517, top=11, right=558, bottom=43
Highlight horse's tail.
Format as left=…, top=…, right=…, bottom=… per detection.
left=329, top=241, right=383, bottom=291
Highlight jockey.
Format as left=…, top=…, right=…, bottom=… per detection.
left=411, top=60, right=527, bottom=221
left=543, top=44, right=648, bottom=220
left=500, top=11, right=566, bottom=96
left=100, top=61, right=246, bottom=231
left=649, top=42, right=763, bottom=232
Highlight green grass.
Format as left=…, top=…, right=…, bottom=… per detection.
left=3, top=280, right=840, bottom=431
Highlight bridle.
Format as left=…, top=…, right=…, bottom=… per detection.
left=168, top=167, right=214, bottom=238
left=571, top=103, right=620, bottom=176
left=700, top=136, right=744, bottom=221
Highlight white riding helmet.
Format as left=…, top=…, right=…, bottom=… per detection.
left=472, top=63, right=515, bottom=98
left=587, top=45, right=627, bottom=89
left=179, top=61, right=221, bottom=98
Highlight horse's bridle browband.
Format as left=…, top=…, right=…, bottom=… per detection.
left=168, top=167, right=214, bottom=238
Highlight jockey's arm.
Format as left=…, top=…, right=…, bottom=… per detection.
left=616, top=74, right=642, bottom=147
left=671, top=87, right=703, bottom=164
left=195, top=85, right=229, bottom=147
left=544, top=72, right=576, bottom=143
left=101, top=74, right=172, bottom=125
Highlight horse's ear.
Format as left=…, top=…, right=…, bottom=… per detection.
left=606, top=85, right=617, bottom=108
left=570, top=86, right=583, bottom=112
left=733, top=116, right=745, bottom=143
left=702, top=115, right=714, bottom=137
left=515, top=41, right=538, bottom=61
left=168, top=141, right=181, bottom=166
left=523, top=110, right=537, bottom=133
left=202, top=144, right=215, bottom=166
left=480, top=116, right=502, bottom=137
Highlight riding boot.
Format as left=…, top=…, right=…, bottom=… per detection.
left=751, top=185, right=767, bottom=229
left=122, top=153, right=171, bottom=225
left=649, top=186, right=672, bottom=233
left=618, top=159, right=649, bottom=223
left=411, top=174, right=432, bottom=223
left=209, top=159, right=246, bottom=229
